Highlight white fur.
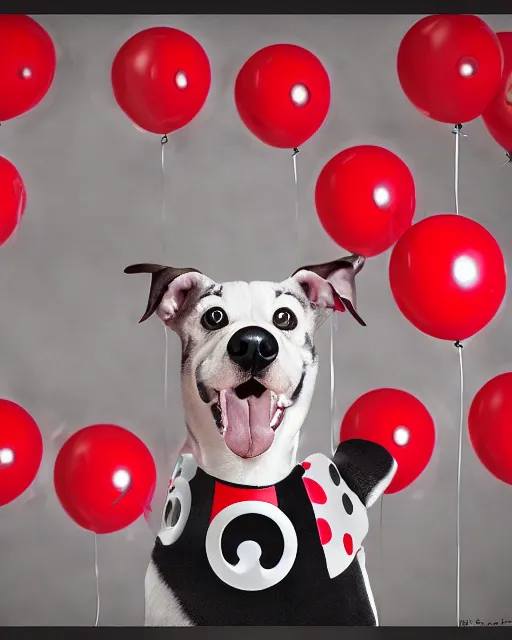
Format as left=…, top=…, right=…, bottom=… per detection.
left=356, top=548, right=379, bottom=626
left=145, top=561, right=193, bottom=626
left=170, top=278, right=320, bottom=487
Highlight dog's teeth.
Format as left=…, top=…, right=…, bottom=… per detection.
left=270, top=408, right=284, bottom=430
left=211, top=402, right=225, bottom=433
left=278, top=394, right=293, bottom=408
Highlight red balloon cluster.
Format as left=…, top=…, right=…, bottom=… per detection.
left=389, top=214, right=506, bottom=341
left=111, top=27, right=211, bottom=136
left=54, top=424, right=156, bottom=534
left=397, top=14, right=503, bottom=124
left=340, top=388, right=436, bottom=494
left=0, top=399, right=43, bottom=507
left=482, top=32, right=512, bottom=154
left=468, top=374, right=512, bottom=486
left=0, top=15, right=56, bottom=249
left=235, top=44, right=330, bottom=149
left=315, top=145, right=416, bottom=257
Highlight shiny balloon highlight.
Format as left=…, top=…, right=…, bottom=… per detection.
left=235, top=43, right=330, bottom=149
left=0, top=15, right=56, bottom=122
left=0, top=399, right=43, bottom=507
left=54, top=424, right=157, bottom=534
left=315, top=145, right=416, bottom=257
left=339, top=388, right=436, bottom=494
left=389, top=214, right=507, bottom=341
left=112, top=27, right=211, bottom=135
left=469, top=373, right=512, bottom=486
left=397, top=14, right=503, bottom=124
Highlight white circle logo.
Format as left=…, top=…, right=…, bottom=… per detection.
left=205, top=500, right=298, bottom=591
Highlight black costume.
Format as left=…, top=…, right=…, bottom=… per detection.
left=150, top=438, right=395, bottom=625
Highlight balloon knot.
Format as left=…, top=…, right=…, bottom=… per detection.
left=292, top=147, right=300, bottom=157
left=161, top=135, right=169, bottom=145
left=454, top=340, right=463, bottom=349
left=452, top=124, right=467, bottom=137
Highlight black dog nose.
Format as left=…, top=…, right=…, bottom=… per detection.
left=227, top=326, right=279, bottom=375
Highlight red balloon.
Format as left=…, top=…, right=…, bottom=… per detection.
left=315, top=145, right=416, bottom=257
left=0, top=399, right=43, bottom=507
left=397, top=15, right=503, bottom=124
left=340, top=389, right=435, bottom=494
left=235, top=44, right=330, bottom=149
left=0, top=156, right=26, bottom=246
left=482, top=33, right=512, bottom=153
left=0, top=15, right=56, bottom=122
left=469, top=373, right=512, bottom=485
left=54, top=424, right=157, bottom=534
left=111, top=27, right=211, bottom=135
left=389, top=214, right=506, bottom=341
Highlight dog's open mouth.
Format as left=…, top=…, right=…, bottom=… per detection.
left=210, top=379, right=290, bottom=459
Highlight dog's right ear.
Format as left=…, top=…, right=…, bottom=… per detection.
left=124, top=264, right=212, bottom=324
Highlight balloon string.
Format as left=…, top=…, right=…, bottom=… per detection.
left=160, top=135, right=171, bottom=470
left=160, top=135, right=168, bottom=257
left=164, top=325, right=169, bottom=411
left=292, top=147, right=300, bottom=266
left=452, top=123, right=466, bottom=627
left=378, top=495, right=385, bottom=626
left=329, top=313, right=338, bottom=457
left=93, top=533, right=100, bottom=627
left=454, top=340, right=464, bottom=627
left=452, top=124, right=466, bottom=215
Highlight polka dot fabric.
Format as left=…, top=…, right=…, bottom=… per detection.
left=301, top=452, right=369, bottom=579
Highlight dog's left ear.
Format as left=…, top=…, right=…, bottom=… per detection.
left=291, top=254, right=366, bottom=326
left=124, top=263, right=213, bottom=324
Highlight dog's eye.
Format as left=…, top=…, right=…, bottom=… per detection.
left=201, top=307, right=229, bottom=331
left=273, top=307, right=297, bottom=331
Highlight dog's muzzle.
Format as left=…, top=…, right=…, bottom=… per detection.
left=208, top=326, right=288, bottom=460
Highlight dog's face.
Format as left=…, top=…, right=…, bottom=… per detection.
left=125, top=256, right=365, bottom=468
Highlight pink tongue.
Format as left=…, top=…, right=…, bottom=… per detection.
left=221, top=388, right=274, bottom=458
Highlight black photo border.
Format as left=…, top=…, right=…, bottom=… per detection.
left=2, top=627, right=512, bottom=638
left=1, top=6, right=511, bottom=635
left=2, top=1, right=512, bottom=17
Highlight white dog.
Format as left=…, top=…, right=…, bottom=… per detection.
left=125, top=255, right=396, bottom=626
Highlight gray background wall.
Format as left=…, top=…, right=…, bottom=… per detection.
left=0, top=14, right=511, bottom=626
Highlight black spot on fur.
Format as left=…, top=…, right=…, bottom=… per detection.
left=199, top=284, right=223, bottom=300
left=279, top=288, right=308, bottom=309
left=291, top=369, right=306, bottom=402
left=181, top=338, right=194, bottom=367
left=342, top=493, right=354, bottom=515
left=304, top=333, right=313, bottom=351
left=329, top=463, right=341, bottom=486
